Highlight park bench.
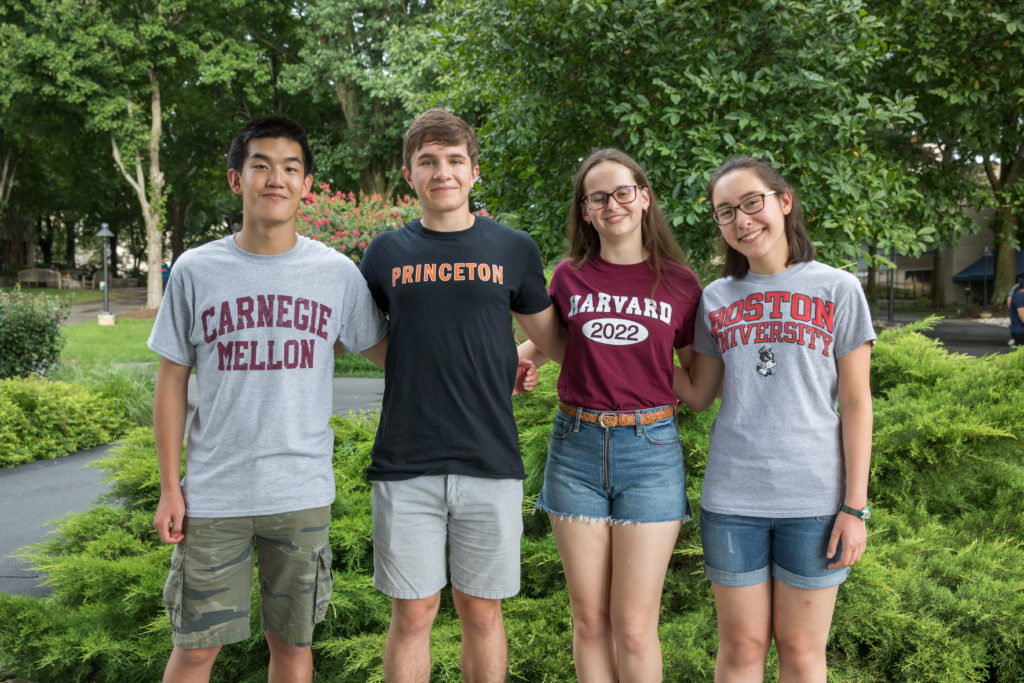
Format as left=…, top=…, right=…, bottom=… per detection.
left=17, top=268, right=64, bottom=288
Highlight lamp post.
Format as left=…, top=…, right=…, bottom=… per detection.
left=96, top=223, right=115, bottom=326
left=982, top=246, right=992, bottom=316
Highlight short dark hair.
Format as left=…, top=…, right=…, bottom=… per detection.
left=706, top=156, right=814, bottom=279
left=227, top=115, right=314, bottom=176
left=403, top=109, right=478, bottom=170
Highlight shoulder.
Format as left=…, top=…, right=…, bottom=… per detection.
left=173, top=236, right=232, bottom=269
left=701, top=276, right=736, bottom=297
left=476, top=215, right=535, bottom=246
left=664, top=261, right=701, bottom=287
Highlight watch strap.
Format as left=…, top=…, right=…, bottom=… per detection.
left=840, top=504, right=870, bottom=521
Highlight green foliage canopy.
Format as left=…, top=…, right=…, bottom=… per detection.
left=435, top=0, right=930, bottom=273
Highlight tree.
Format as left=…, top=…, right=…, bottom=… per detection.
left=8, top=0, right=308, bottom=307
left=434, top=0, right=929, bottom=273
left=871, top=0, right=1024, bottom=302
left=283, top=0, right=438, bottom=198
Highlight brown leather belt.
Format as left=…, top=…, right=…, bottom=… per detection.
left=559, top=402, right=675, bottom=428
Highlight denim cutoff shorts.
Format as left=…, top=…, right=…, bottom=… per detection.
left=699, top=509, right=850, bottom=590
left=535, top=406, right=691, bottom=524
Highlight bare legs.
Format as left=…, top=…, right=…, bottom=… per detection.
left=384, top=590, right=507, bottom=683
left=551, top=515, right=681, bottom=682
left=162, top=633, right=312, bottom=683
left=712, top=580, right=839, bottom=682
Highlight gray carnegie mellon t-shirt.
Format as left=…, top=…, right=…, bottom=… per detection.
left=692, top=261, right=875, bottom=518
left=148, top=235, right=387, bottom=518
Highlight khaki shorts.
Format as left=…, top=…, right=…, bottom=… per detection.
left=372, top=475, right=523, bottom=600
left=162, top=506, right=332, bottom=649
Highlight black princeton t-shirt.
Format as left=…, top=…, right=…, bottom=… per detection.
left=359, top=216, right=552, bottom=480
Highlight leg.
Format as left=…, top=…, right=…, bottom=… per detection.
left=608, top=520, right=680, bottom=683
left=452, top=589, right=508, bottom=683
left=265, top=630, right=313, bottom=683
left=371, top=478, right=450, bottom=682
left=772, top=581, right=838, bottom=683
left=711, top=582, right=773, bottom=683
left=163, top=645, right=222, bottom=682
left=549, top=515, right=616, bottom=682
left=446, top=477, right=522, bottom=682
left=384, top=593, right=442, bottom=683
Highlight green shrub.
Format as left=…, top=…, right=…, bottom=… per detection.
left=0, top=286, right=69, bottom=378
left=1, top=326, right=1022, bottom=681
left=49, top=363, right=157, bottom=427
left=0, top=377, right=131, bottom=468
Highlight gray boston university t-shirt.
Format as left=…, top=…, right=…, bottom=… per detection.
left=692, top=261, right=875, bottom=518
left=148, top=235, right=387, bottom=518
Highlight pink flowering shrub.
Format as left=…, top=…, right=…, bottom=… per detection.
left=297, top=184, right=421, bottom=263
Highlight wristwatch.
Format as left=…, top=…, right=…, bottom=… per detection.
left=840, top=504, right=871, bottom=521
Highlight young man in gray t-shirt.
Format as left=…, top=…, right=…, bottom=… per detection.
left=148, top=116, right=387, bottom=682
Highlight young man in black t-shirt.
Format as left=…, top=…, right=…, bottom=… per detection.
left=359, top=109, right=562, bottom=682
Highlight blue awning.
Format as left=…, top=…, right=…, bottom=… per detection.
left=952, top=250, right=1024, bottom=283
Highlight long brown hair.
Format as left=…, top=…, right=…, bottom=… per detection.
left=707, top=156, right=814, bottom=279
left=567, top=148, right=689, bottom=295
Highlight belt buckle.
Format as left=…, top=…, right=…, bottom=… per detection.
left=598, top=412, right=618, bottom=428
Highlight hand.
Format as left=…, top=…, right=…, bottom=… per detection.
left=512, top=358, right=538, bottom=395
left=827, top=511, right=866, bottom=569
left=153, top=489, right=186, bottom=544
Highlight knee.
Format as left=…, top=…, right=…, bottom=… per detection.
left=572, top=603, right=611, bottom=643
left=171, top=645, right=221, bottom=669
left=265, top=631, right=309, bottom=661
left=717, top=630, right=771, bottom=668
left=391, top=595, right=441, bottom=636
left=775, top=633, right=826, bottom=672
left=453, top=594, right=504, bottom=636
left=610, top=611, right=657, bottom=656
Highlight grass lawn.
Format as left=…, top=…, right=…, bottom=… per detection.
left=334, top=352, right=383, bottom=377
left=62, top=316, right=383, bottom=377
left=1, top=285, right=134, bottom=305
left=61, top=318, right=159, bottom=366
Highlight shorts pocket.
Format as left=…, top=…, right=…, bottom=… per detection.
left=162, top=546, right=186, bottom=628
left=642, top=417, right=681, bottom=445
left=550, top=413, right=573, bottom=440
left=312, top=544, right=333, bottom=624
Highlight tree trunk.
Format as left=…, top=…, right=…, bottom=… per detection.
left=993, top=208, right=1017, bottom=303
left=170, top=199, right=186, bottom=263
left=932, top=247, right=948, bottom=306
left=64, top=218, right=77, bottom=267
left=984, top=151, right=1022, bottom=300
left=38, top=216, right=53, bottom=265
left=866, top=243, right=878, bottom=302
left=111, top=67, right=165, bottom=309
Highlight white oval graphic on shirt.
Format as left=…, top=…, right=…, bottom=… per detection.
left=582, top=318, right=649, bottom=346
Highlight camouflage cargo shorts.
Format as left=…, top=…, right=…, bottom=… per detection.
left=162, top=506, right=333, bottom=649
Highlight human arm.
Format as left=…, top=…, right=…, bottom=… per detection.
left=358, top=335, right=388, bottom=371
left=152, top=357, right=192, bottom=544
left=513, top=304, right=568, bottom=364
left=827, top=341, right=873, bottom=569
left=673, top=349, right=724, bottom=413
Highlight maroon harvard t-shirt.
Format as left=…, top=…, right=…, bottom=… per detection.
left=550, top=256, right=702, bottom=412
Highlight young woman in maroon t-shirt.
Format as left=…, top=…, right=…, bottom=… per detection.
left=519, top=148, right=701, bottom=681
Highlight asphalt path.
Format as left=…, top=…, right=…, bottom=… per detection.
left=1, top=298, right=1014, bottom=597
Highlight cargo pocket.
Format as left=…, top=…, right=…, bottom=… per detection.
left=162, top=546, right=186, bottom=628
left=312, top=544, right=333, bottom=624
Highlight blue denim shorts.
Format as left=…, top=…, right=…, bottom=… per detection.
left=535, top=406, right=691, bottom=524
left=699, top=508, right=850, bottom=589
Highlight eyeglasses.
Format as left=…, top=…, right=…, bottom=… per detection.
left=581, top=185, right=643, bottom=210
left=711, top=191, right=778, bottom=225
